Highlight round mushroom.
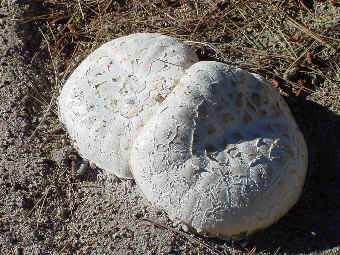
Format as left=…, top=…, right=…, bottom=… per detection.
left=58, top=33, right=199, bottom=179
left=130, top=61, right=308, bottom=239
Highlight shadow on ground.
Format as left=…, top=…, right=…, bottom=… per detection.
left=242, top=98, right=340, bottom=254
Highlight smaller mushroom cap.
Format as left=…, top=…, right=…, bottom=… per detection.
left=58, top=33, right=198, bottom=179
left=130, top=61, right=308, bottom=239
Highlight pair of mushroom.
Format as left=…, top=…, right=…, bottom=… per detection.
left=58, top=33, right=308, bottom=239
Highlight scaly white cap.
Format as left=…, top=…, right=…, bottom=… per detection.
left=131, top=61, right=308, bottom=239
left=58, top=33, right=198, bottom=179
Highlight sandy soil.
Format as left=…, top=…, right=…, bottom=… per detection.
left=1, top=1, right=340, bottom=255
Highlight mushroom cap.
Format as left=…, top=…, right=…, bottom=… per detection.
left=58, top=33, right=198, bottom=179
left=130, top=61, right=308, bottom=239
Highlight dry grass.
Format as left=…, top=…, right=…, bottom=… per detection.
left=27, top=0, right=339, bottom=100
left=7, top=0, right=340, bottom=254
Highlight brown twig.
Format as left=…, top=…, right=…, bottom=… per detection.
left=274, top=8, right=336, bottom=52
left=273, top=247, right=281, bottom=255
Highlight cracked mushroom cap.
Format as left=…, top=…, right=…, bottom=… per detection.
left=130, top=61, right=308, bottom=239
left=58, top=33, right=198, bottom=179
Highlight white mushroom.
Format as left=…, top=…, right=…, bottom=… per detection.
left=59, top=33, right=308, bottom=239
left=58, top=33, right=199, bottom=179
left=130, top=61, right=308, bottom=239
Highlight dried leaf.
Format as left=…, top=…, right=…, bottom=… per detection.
left=290, top=33, right=302, bottom=42
left=306, top=52, right=313, bottom=64
left=67, top=24, right=80, bottom=39
left=161, top=0, right=169, bottom=6
left=271, top=79, right=280, bottom=88
left=101, top=0, right=113, bottom=14
left=49, top=127, right=64, bottom=136
left=330, top=0, right=340, bottom=7
left=48, top=14, right=67, bottom=26
left=56, top=34, right=67, bottom=50
left=294, top=79, right=306, bottom=96
left=298, top=79, right=306, bottom=87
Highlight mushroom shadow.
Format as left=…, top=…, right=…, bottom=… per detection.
left=242, top=98, right=340, bottom=254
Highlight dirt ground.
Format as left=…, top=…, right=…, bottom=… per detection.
left=0, top=0, right=339, bottom=254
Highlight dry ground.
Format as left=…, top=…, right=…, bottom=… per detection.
left=0, top=0, right=340, bottom=254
